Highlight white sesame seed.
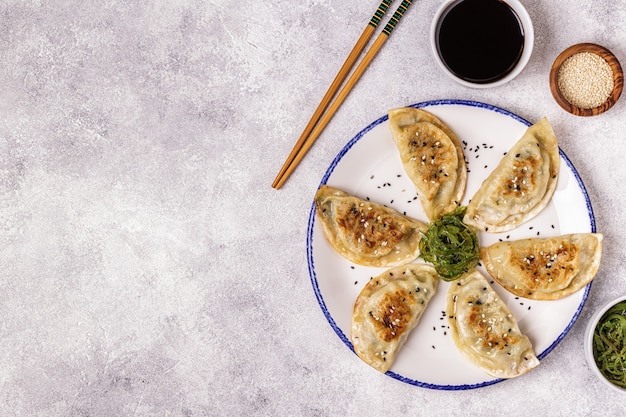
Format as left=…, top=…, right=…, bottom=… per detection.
left=557, top=51, right=614, bottom=109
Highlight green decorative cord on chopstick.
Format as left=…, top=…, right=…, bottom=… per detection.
left=383, top=0, right=412, bottom=36
left=369, top=0, right=393, bottom=28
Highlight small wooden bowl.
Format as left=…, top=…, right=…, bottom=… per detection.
left=549, top=43, right=624, bottom=116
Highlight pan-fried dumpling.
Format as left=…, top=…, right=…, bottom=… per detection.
left=481, top=233, right=603, bottom=300
left=351, top=263, right=439, bottom=373
left=314, top=185, right=428, bottom=267
left=464, top=118, right=559, bottom=233
left=447, top=269, right=539, bottom=379
left=388, top=107, right=467, bottom=221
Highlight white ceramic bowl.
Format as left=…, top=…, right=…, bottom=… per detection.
left=584, top=295, right=626, bottom=393
left=430, top=0, right=534, bottom=88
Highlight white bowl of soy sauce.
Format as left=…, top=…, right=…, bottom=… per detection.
left=430, top=0, right=534, bottom=88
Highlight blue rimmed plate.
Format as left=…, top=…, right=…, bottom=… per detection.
left=307, top=99, right=595, bottom=389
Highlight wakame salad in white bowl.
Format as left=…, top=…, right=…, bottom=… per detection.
left=585, top=295, right=626, bottom=392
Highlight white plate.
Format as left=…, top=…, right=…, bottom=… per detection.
left=307, top=100, right=596, bottom=390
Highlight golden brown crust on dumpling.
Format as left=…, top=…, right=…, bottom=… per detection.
left=314, top=185, right=428, bottom=267
left=464, top=117, right=559, bottom=233
left=447, top=270, right=539, bottom=378
left=388, top=107, right=467, bottom=220
left=351, top=264, right=439, bottom=373
left=481, top=233, right=603, bottom=300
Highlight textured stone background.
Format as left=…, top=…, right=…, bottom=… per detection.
left=1, top=0, right=625, bottom=415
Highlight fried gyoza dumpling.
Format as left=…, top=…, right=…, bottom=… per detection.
left=351, top=263, right=439, bottom=373
left=481, top=233, right=603, bottom=300
left=464, top=118, right=559, bottom=233
left=447, top=269, right=539, bottom=379
left=388, top=107, right=467, bottom=221
left=314, top=185, right=428, bottom=267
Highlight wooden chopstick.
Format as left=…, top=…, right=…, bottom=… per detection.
left=272, top=0, right=412, bottom=189
left=272, top=0, right=394, bottom=189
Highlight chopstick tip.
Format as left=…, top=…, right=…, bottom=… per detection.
left=271, top=175, right=283, bottom=189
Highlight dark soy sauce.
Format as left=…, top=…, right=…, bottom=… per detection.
left=436, top=0, right=525, bottom=84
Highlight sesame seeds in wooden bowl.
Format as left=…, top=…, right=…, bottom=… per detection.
left=549, top=43, right=624, bottom=116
